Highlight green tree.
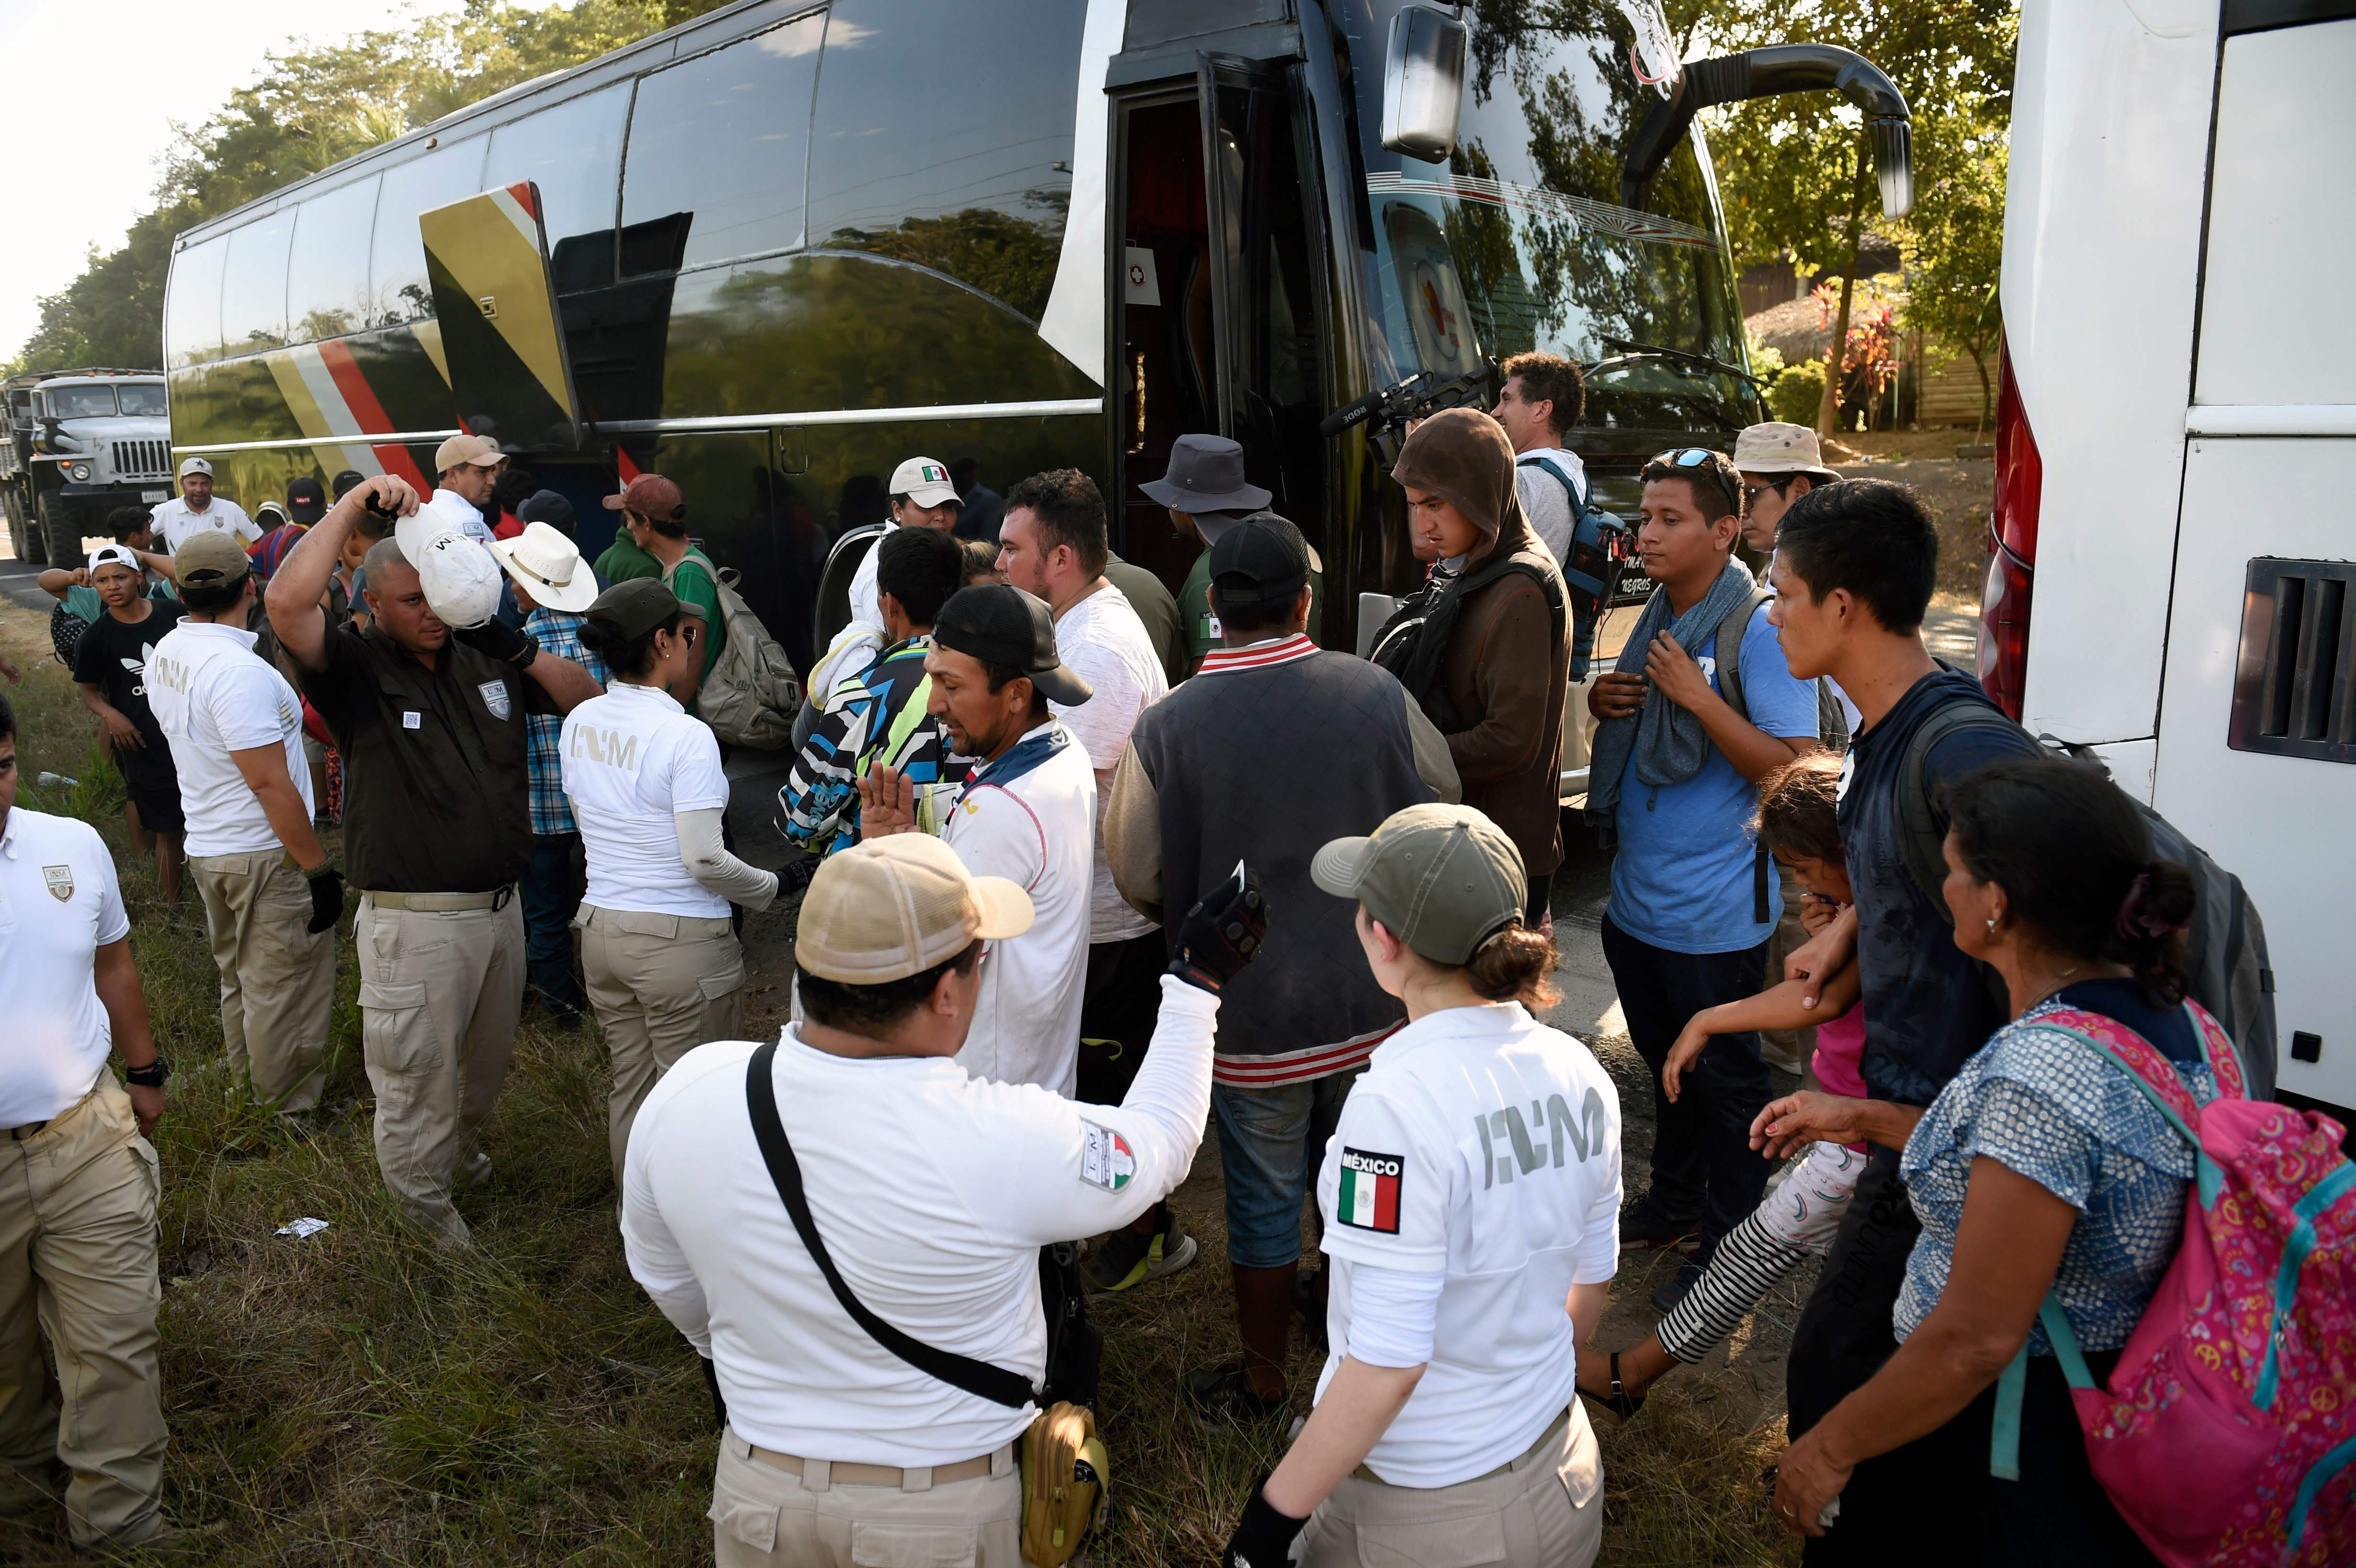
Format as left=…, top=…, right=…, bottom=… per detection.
left=1900, top=124, right=2007, bottom=432
left=7, top=0, right=737, bottom=374
left=1681, top=0, right=2015, bottom=433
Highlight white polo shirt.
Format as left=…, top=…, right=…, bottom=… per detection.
left=145, top=619, right=314, bottom=858
left=1315, top=1002, right=1624, bottom=1487
left=421, top=487, right=496, bottom=545
left=151, top=494, right=258, bottom=553
left=941, top=720, right=1095, bottom=1095
left=622, top=978, right=1217, bottom=1466
left=1047, top=582, right=1167, bottom=946
left=562, top=682, right=732, bottom=919
left=0, top=807, right=131, bottom=1126
left=846, top=520, right=898, bottom=633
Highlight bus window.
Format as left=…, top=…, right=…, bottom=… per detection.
left=805, top=0, right=1083, bottom=321
left=371, top=137, right=490, bottom=327
left=220, top=211, right=294, bottom=356
left=622, top=11, right=825, bottom=275
left=286, top=175, right=382, bottom=344
left=165, top=235, right=228, bottom=370
left=487, top=81, right=629, bottom=291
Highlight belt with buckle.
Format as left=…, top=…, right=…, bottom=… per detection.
left=743, top=1442, right=1007, bottom=1489
left=363, top=886, right=516, bottom=913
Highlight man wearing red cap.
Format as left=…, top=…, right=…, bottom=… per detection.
left=608, top=475, right=723, bottom=703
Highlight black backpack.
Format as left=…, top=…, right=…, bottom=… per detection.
left=1368, top=551, right=1568, bottom=734
left=1516, top=454, right=1632, bottom=684
left=1892, top=697, right=2279, bottom=1098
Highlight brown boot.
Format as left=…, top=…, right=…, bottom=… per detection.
left=1185, top=1261, right=1297, bottom=1424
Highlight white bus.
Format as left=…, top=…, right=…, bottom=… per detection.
left=1991, top=0, right=2355, bottom=1114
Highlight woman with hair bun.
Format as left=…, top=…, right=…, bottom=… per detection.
left=1218, top=804, right=1620, bottom=1568
left=1764, top=755, right=2220, bottom=1565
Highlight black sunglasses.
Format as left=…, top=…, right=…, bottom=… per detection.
left=1651, top=447, right=1722, bottom=468
left=1743, top=476, right=1796, bottom=505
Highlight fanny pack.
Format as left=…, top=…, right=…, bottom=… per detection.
left=743, top=1043, right=1108, bottom=1564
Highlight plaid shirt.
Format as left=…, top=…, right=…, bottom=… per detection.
left=524, top=608, right=609, bottom=835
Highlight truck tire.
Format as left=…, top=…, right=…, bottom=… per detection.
left=6, top=486, right=44, bottom=566
left=38, top=492, right=77, bottom=568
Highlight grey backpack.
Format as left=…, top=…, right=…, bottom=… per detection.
left=664, top=548, right=804, bottom=751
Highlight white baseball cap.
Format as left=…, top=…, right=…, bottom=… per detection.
left=88, top=544, right=143, bottom=575
left=394, top=499, right=505, bottom=630
left=889, top=456, right=959, bottom=509
left=178, top=456, right=214, bottom=479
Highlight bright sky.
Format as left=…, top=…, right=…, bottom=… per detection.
left=0, top=0, right=552, bottom=361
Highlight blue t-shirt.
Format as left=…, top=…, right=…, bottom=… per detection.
left=1609, top=602, right=1822, bottom=954
left=1838, top=668, right=2042, bottom=1104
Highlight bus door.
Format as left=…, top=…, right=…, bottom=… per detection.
left=1113, top=58, right=1329, bottom=610
left=418, top=182, right=585, bottom=454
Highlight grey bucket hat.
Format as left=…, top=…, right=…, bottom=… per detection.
left=1138, top=434, right=1272, bottom=514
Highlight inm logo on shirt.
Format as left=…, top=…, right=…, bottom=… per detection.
left=1337, top=1147, right=1404, bottom=1233
left=569, top=725, right=641, bottom=771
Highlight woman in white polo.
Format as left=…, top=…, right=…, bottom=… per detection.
left=563, top=578, right=778, bottom=1183
left=1221, top=803, right=1623, bottom=1568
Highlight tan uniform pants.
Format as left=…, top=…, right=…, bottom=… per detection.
left=1760, top=860, right=1816, bottom=1076
left=356, top=895, right=525, bottom=1247
left=0, top=1077, right=167, bottom=1547
left=1297, top=1404, right=1603, bottom=1568
left=189, top=849, right=336, bottom=1112
left=707, top=1427, right=1022, bottom=1568
left=578, top=905, right=744, bottom=1186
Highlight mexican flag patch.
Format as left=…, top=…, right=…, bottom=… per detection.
left=1337, top=1147, right=1405, bottom=1233
left=1080, top=1122, right=1135, bottom=1192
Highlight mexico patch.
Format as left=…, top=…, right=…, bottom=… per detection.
left=1080, top=1122, right=1135, bottom=1192
left=1337, top=1147, right=1405, bottom=1233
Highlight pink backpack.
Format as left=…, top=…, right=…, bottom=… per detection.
left=1988, top=1003, right=2356, bottom=1566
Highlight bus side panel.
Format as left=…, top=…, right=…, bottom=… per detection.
left=2158, top=438, right=2355, bottom=1108
left=2003, top=0, right=2214, bottom=744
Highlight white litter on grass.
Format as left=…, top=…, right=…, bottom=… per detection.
left=274, top=1217, right=330, bottom=1240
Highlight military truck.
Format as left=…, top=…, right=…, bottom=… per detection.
left=0, top=368, right=175, bottom=565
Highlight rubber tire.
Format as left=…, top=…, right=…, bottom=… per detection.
left=38, top=492, right=76, bottom=568
left=7, top=486, right=44, bottom=566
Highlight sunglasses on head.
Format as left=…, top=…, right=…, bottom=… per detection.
left=1651, top=447, right=1723, bottom=468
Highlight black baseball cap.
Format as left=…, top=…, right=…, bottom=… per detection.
left=287, top=475, right=327, bottom=524
left=1207, top=511, right=1311, bottom=606
left=331, top=469, right=367, bottom=500
left=586, top=577, right=684, bottom=640
left=933, top=585, right=1092, bottom=706
left=518, top=489, right=577, bottom=532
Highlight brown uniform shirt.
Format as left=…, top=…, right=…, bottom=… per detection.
left=298, top=622, right=556, bottom=894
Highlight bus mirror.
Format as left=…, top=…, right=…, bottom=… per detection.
left=1381, top=5, right=1468, bottom=161
left=1620, top=44, right=1914, bottom=219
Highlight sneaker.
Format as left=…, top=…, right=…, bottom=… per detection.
left=1186, top=1361, right=1286, bottom=1426
left=1650, top=1257, right=1705, bottom=1315
left=1080, top=1209, right=1198, bottom=1294
left=1620, top=1196, right=1702, bottom=1253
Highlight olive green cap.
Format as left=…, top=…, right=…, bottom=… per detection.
left=1310, top=803, right=1527, bottom=966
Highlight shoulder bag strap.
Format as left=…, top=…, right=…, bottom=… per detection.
left=743, top=1043, right=1039, bottom=1408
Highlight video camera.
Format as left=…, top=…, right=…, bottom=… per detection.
left=1318, top=360, right=1499, bottom=465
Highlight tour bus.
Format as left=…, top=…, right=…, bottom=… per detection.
left=162, top=0, right=1910, bottom=697
left=1988, top=0, right=2353, bottom=1114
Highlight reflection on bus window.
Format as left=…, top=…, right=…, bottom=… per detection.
left=1384, top=206, right=1484, bottom=378
left=486, top=82, right=629, bottom=283
left=370, top=138, right=490, bottom=327
left=164, top=235, right=227, bottom=370
left=220, top=210, right=294, bottom=357
left=286, top=175, right=382, bottom=343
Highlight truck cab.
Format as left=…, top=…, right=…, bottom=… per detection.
left=0, top=369, right=174, bottom=566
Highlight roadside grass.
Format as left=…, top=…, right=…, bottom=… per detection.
left=1, top=619, right=1796, bottom=1567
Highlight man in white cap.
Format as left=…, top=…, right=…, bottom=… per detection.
left=265, top=475, right=602, bottom=1246
left=621, top=832, right=1264, bottom=1568
left=806, top=457, right=963, bottom=710
left=487, top=520, right=611, bottom=1024
left=150, top=457, right=257, bottom=554
left=1732, top=421, right=1843, bottom=559
left=422, top=433, right=506, bottom=546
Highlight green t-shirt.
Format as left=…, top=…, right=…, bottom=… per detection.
left=1179, top=549, right=1325, bottom=676
left=596, top=533, right=662, bottom=583
left=664, top=549, right=727, bottom=684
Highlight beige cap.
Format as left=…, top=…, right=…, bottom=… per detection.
left=1311, top=803, right=1527, bottom=966
left=889, top=456, right=959, bottom=508
left=433, top=433, right=505, bottom=474
left=1731, top=421, right=1837, bottom=478
left=173, top=529, right=252, bottom=589
left=796, top=834, right=1034, bottom=984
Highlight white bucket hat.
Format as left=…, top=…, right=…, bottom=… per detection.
left=487, top=521, right=599, bottom=612
left=393, top=510, right=505, bottom=629
left=1731, top=422, right=1840, bottom=480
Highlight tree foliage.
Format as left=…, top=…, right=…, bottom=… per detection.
left=7, top=0, right=734, bottom=374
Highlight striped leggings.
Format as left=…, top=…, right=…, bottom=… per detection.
left=1657, top=1210, right=1814, bottom=1365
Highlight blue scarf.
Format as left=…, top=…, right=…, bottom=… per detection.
left=1584, top=556, right=1759, bottom=824
left=957, top=723, right=1070, bottom=804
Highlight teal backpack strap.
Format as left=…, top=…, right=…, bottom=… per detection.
left=2259, top=1161, right=2356, bottom=1410
left=2289, top=1430, right=2356, bottom=1554
left=1991, top=1295, right=2095, bottom=1481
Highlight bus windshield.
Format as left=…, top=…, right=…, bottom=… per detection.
left=44, top=384, right=120, bottom=419
left=117, top=384, right=167, bottom=417
left=1365, top=4, right=1755, bottom=433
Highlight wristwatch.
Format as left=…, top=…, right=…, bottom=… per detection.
left=123, top=1058, right=170, bottom=1089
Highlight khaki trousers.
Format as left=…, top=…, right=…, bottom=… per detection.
left=189, top=849, right=336, bottom=1112
left=1297, top=1405, right=1603, bottom=1568
left=355, top=895, right=525, bottom=1246
left=707, top=1427, right=1022, bottom=1568
left=578, top=905, right=744, bottom=1186
left=0, top=1077, right=167, bottom=1547
left=1760, top=860, right=1816, bottom=1076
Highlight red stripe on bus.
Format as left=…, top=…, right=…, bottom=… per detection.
left=316, top=340, right=431, bottom=491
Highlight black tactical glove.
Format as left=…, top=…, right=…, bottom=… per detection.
left=453, top=617, right=538, bottom=667
left=1168, top=860, right=1266, bottom=993
left=305, top=866, right=345, bottom=934
left=1221, top=1481, right=1309, bottom=1568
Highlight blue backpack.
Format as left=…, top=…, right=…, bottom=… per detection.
left=1517, top=454, right=1631, bottom=683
